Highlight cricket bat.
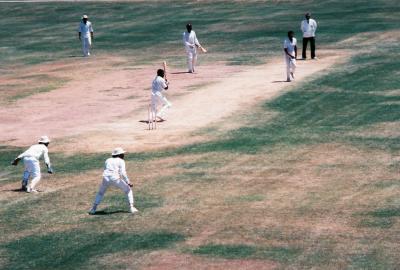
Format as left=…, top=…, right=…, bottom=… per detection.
left=200, top=46, right=207, bottom=53
left=163, top=61, right=168, bottom=81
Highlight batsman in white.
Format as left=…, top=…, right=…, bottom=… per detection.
left=89, top=148, right=139, bottom=215
left=283, top=30, right=297, bottom=82
left=78, top=14, right=94, bottom=57
left=11, top=136, right=53, bottom=193
left=151, top=69, right=171, bottom=121
left=183, top=23, right=206, bottom=73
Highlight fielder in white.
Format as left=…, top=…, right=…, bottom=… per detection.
left=78, top=15, right=94, bottom=57
left=283, top=31, right=297, bottom=82
left=183, top=23, right=206, bottom=73
left=89, top=148, right=138, bottom=215
left=11, top=136, right=53, bottom=193
left=151, top=69, right=171, bottom=121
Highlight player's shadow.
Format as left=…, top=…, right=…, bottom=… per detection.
left=272, top=80, right=291, bottom=83
left=170, top=71, right=191, bottom=74
left=3, top=188, right=25, bottom=193
left=92, top=210, right=128, bottom=215
left=139, top=119, right=165, bottom=124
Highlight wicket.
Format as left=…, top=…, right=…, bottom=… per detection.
left=148, top=104, right=157, bottom=130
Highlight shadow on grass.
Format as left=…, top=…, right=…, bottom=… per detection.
left=193, top=244, right=301, bottom=263
left=358, top=207, right=400, bottom=229
left=2, top=230, right=185, bottom=270
left=91, top=210, right=128, bottom=215
left=2, top=188, right=25, bottom=193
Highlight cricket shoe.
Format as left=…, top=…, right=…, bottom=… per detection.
left=21, top=185, right=27, bottom=192
left=88, top=208, right=96, bottom=215
left=26, top=187, right=39, bottom=193
left=130, top=206, right=139, bottom=214
left=290, top=72, right=295, bottom=80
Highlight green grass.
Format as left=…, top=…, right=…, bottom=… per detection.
left=193, top=244, right=301, bottom=262
left=1, top=1, right=400, bottom=269
left=193, top=244, right=256, bottom=259
left=0, top=0, right=399, bottom=68
left=98, top=191, right=164, bottom=214
left=349, top=250, right=394, bottom=270
left=2, top=230, right=184, bottom=270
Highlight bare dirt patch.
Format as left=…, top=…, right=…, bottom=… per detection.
left=0, top=50, right=348, bottom=154
left=0, top=55, right=241, bottom=150
left=141, top=251, right=278, bottom=270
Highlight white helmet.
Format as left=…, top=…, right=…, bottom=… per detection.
left=112, top=147, right=125, bottom=156
left=38, top=135, right=50, bottom=144
left=82, top=14, right=88, bottom=19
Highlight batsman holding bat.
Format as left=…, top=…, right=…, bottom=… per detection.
left=183, top=23, right=207, bottom=73
left=151, top=68, right=171, bottom=121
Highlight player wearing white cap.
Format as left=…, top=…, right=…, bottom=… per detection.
left=78, top=15, right=94, bottom=57
left=283, top=30, right=297, bottom=82
left=89, top=148, right=138, bottom=215
left=11, top=136, right=53, bottom=193
left=183, top=23, right=206, bottom=73
left=151, top=69, right=171, bottom=121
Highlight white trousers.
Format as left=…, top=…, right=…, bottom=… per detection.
left=82, top=37, right=92, bottom=56
left=22, top=157, right=41, bottom=189
left=186, top=49, right=198, bottom=72
left=93, top=176, right=134, bottom=206
left=285, top=55, right=296, bottom=80
left=151, top=91, right=172, bottom=119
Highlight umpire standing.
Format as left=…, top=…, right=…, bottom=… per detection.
left=300, top=12, right=317, bottom=59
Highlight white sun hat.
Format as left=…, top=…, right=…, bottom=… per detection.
left=112, top=147, right=126, bottom=156
left=82, top=14, right=88, bottom=19
left=38, top=135, right=50, bottom=143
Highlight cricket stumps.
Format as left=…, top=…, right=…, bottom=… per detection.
left=148, top=104, right=157, bottom=130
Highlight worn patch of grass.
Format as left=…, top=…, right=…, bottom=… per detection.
left=1, top=230, right=184, bottom=270
left=7, top=81, right=67, bottom=102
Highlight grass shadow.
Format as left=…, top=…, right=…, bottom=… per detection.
left=2, top=230, right=185, bottom=270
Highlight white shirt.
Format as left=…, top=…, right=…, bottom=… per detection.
left=152, top=76, right=168, bottom=94
left=18, top=144, right=50, bottom=165
left=301, top=19, right=317, bottom=38
left=183, top=31, right=201, bottom=51
left=103, top=157, right=130, bottom=183
left=283, top=37, right=297, bottom=56
left=78, top=21, right=93, bottom=38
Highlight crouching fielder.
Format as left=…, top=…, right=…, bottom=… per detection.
left=284, top=30, right=297, bottom=82
left=89, top=148, right=139, bottom=215
left=11, top=136, right=53, bottom=193
left=151, top=69, right=171, bottom=121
